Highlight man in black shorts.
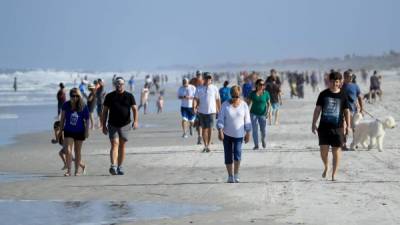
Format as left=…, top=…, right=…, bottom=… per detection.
left=102, top=77, right=138, bottom=175
left=312, top=71, right=351, bottom=181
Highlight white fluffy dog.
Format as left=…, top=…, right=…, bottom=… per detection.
left=350, top=113, right=396, bottom=151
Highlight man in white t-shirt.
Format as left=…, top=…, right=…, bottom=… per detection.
left=193, top=73, right=221, bottom=152
left=177, top=78, right=196, bottom=138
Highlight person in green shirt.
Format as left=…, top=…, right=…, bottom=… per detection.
left=247, top=79, right=271, bottom=150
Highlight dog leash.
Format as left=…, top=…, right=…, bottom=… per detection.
left=362, top=109, right=383, bottom=123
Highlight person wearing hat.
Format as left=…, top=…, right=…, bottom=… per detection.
left=177, top=78, right=196, bottom=138
left=102, top=77, right=139, bottom=175
left=193, top=72, right=221, bottom=152
left=87, top=83, right=97, bottom=130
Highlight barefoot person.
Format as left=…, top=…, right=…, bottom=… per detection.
left=51, top=121, right=67, bottom=170
left=102, top=77, right=138, bottom=175
left=59, top=88, right=89, bottom=176
left=217, top=85, right=251, bottom=183
left=138, top=84, right=149, bottom=114
left=193, top=72, right=221, bottom=152
left=312, top=71, right=351, bottom=181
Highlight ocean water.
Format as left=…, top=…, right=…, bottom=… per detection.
left=0, top=200, right=219, bottom=225
left=0, top=69, right=182, bottom=146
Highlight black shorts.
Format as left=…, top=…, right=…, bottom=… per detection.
left=64, top=130, right=86, bottom=141
left=317, top=127, right=344, bottom=147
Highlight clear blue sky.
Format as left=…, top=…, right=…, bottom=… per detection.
left=0, top=0, right=399, bottom=70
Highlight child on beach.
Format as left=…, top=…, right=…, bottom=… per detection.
left=312, top=71, right=351, bottom=181
left=138, top=84, right=149, bottom=114
left=51, top=121, right=67, bottom=170
left=51, top=120, right=86, bottom=171
left=156, top=94, right=164, bottom=114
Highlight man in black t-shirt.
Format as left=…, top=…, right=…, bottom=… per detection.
left=312, top=71, right=350, bottom=181
left=102, top=77, right=138, bottom=175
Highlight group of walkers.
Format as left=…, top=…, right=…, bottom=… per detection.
left=52, top=67, right=383, bottom=183
left=177, top=69, right=283, bottom=182
left=54, top=77, right=138, bottom=176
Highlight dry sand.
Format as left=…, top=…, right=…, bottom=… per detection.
left=0, top=71, right=399, bottom=225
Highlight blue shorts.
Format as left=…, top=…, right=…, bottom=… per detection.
left=181, top=107, right=195, bottom=122
left=271, top=103, right=280, bottom=112
left=223, top=134, right=243, bottom=164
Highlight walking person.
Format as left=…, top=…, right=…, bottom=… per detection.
left=342, top=70, right=364, bottom=150
left=219, top=80, right=231, bottom=104
left=265, top=77, right=282, bottom=125
left=95, top=79, right=106, bottom=129
left=102, top=77, right=138, bottom=175
left=247, top=79, right=271, bottom=150
left=51, top=120, right=67, bottom=170
left=217, top=85, right=251, bottom=183
left=87, top=83, right=97, bottom=130
left=369, top=70, right=382, bottom=103
left=59, top=88, right=89, bottom=176
left=177, top=78, right=196, bottom=138
left=138, top=84, right=150, bottom=114
left=193, top=73, right=221, bottom=152
left=312, top=71, right=351, bottom=181
left=266, top=69, right=282, bottom=87
left=56, top=82, right=67, bottom=119
left=190, top=71, right=204, bottom=144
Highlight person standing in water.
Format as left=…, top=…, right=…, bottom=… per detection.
left=13, top=77, right=17, bottom=92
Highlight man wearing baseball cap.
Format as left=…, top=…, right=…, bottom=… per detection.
left=193, top=72, right=221, bottom=152
left=102, top=77, right=138, bottom=175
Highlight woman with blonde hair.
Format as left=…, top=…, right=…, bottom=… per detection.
left=60, top=88, right=89, bottom=176
left=217, top=85, right=251, bottom=183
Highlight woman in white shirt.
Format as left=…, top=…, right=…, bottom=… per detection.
left=217, top=85, right=251, bottom=183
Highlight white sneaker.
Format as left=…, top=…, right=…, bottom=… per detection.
left=234, top=174, right=240, bottom=183
left=182, top=133, right=188, bottom=138
left=227, top=175, right=234, bottom=183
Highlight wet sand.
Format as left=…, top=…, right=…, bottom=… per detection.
left=0, top=72, right=400, bottom=224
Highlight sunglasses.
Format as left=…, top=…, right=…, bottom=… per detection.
left=70, top=95, right=79, bottom=98
left=258, top=83, right=265, bottom=86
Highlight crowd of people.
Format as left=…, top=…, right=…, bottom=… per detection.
left=52, top=68, right=384, bottom=183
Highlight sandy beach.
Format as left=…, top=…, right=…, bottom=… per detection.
left=0, top=72, right=399, bottom=225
